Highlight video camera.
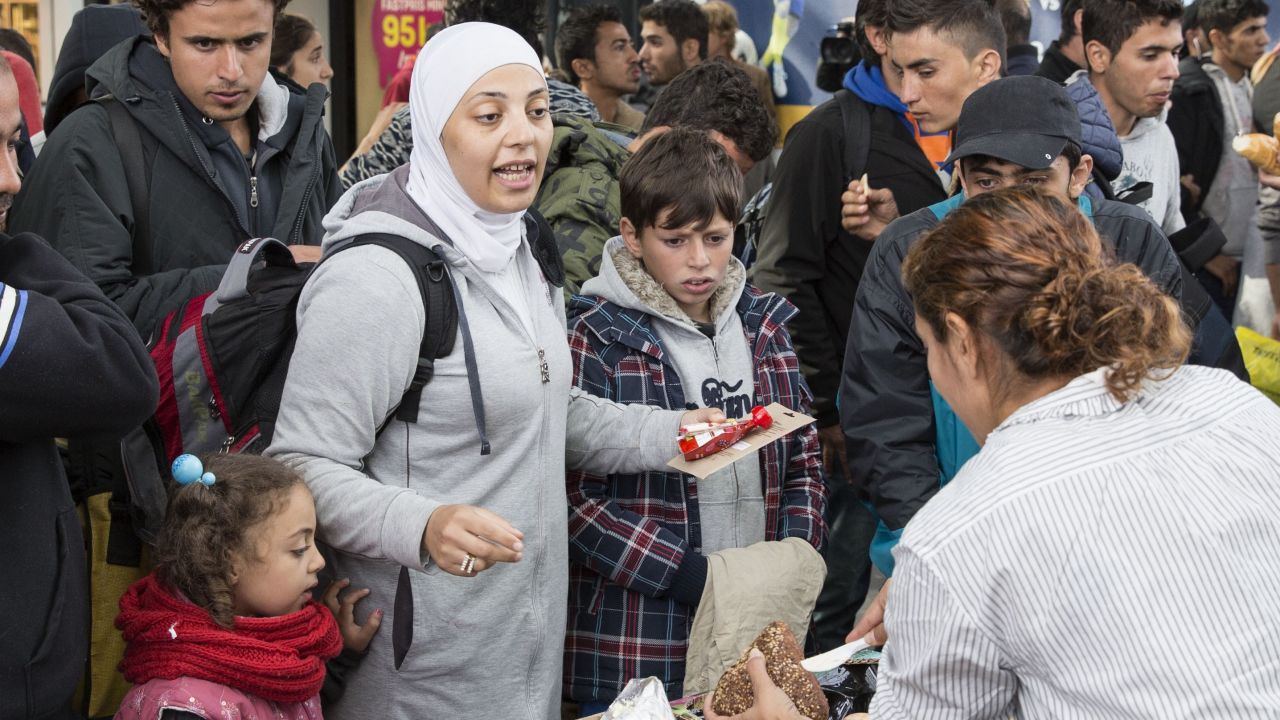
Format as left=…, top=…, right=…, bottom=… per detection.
left=816, top=20, right=859, bottom=92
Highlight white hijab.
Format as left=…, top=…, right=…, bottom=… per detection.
left=405, top=23, right=546, bottom=273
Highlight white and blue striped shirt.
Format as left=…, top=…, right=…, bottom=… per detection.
left=871, top=365, right=1280, bottom=719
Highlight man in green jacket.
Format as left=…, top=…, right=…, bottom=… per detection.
left=10, top=0, right=340, bottom=337
left=537, top=59, right=776, bottom=294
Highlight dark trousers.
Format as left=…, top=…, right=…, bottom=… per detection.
left=809, top=464, right=876, bottom=652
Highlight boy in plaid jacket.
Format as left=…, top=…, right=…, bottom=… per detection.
left=564, top=128, right=827, bottom=712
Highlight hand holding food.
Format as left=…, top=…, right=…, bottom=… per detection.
left=1232, top=112, right=1280, bottom=175
left=678, top=406, right=773, bottom=461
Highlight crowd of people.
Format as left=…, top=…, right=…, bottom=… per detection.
left=2, top=0, right=1279, bottom=719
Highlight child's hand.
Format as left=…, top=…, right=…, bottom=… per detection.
left=321, top=578, right=382, bottom=653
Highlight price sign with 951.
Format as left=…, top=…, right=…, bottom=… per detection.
left=371, top=0, right=444, bottom=86
left=383, top=14, right=433, bottom=49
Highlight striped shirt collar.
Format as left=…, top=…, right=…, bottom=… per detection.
left=993, top=366, right=1134, bottom=432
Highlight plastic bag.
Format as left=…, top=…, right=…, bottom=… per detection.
left=602, top=677, right=677, bottom=720
left=815, top=663, right=878, bottom=719
left=1235, top=326, right=1280, bottom=405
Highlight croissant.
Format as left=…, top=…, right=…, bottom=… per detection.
left=1233, top=132, right=1280, bottom=175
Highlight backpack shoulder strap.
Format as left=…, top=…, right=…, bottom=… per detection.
left=835, top=88, right=872, bottom=184
left=333, top=233, right=458, bottom=426
left=525, top=208, right=565, bottom=287
left=1115, top=181, right=1154, bottom=207
left=98, top=95, right=154, bottom=275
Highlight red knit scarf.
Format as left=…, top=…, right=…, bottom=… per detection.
left=116, top=574, right=342, bottom=703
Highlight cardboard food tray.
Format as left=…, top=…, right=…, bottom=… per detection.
left=667, top=403, right=816, bottom=480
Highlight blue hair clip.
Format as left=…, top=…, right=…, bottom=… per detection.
left=172, top=454, right=216, bottom=487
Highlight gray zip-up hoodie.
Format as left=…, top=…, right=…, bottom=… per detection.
left=268, top=166, right=686, bottom=720
left=581, top=238, right=765, bottom=555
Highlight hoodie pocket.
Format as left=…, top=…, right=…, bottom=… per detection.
left=395, top=569, right=521, bottom=681
left=25, top=507, right=88, bottom=717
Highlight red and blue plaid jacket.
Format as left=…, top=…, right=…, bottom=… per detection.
left=563, top=286, right=827, bottom=704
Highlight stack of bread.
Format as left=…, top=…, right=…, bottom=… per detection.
left=711, top=622, right=828, bottom=720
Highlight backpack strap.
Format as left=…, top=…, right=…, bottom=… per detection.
left=337, top=234, right=457, bottom=423
left=98, top=96, right=154, bottom=275
left=835, top=88, right=873, bottom=185
left=1114, top=181, right=1154, bottom=207
left=525, top=209, right=565, bottom=287
left=328, top=234, right=492, bottom=456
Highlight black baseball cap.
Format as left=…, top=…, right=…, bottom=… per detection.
left=945, top=75, right=1083, bottom=171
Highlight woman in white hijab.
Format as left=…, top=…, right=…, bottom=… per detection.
left=268, top=22, right=721, bottom=719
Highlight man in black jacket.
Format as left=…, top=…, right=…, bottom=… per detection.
left=1168, top=0, right=1270, bottom=318
left=842, top=76, right=1196, bottom=640
left=1036, top=0, right=1086, bottom=83
left=749, top=0, right=1003, bottom=650
left=0, top=55, right=159, bottom=720
left=9, top=0, right=340, bottom=338
left=997, top=0, right=1038, bottom=76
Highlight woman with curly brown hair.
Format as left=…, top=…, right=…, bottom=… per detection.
left=863, top=187, right=1280, bottom=718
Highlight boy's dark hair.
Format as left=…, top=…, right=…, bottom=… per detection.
left=1058, top=0, right=1084, bottom=42
left=134, top=0, right=292, bottom=39
left=446, top=0, right=547, bottom=56
left=639, top=0, right=710, bottom=61
left=270, top=14, right=317, bottom=71
left=556, top=4, right=624, bottom=86
left=622, top=127, right=743, bottom=236
left=0, top=29, right=34, bottom=72
left=641, top=59, right=778, bottom=163
left=996, top=0, right=1032, bottom=47
left=855, top=0, right=890, bottom=66
left=884, top=0, right=1007, bottom=67
left=1082, top=0, right=1183, bottom=56
left=154, top=454, right=306, bottom=628
left=1197, top=0, right=1270, bottom=36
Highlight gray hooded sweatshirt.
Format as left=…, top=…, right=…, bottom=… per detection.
left=267, top=166, right=685, bottom=720
left=581, top=238, right=765, bottom=555
left=1112, top=107, right=1186, bottom=236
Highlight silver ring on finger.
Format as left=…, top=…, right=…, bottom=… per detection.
left=461, top=553, right=477, bottom=575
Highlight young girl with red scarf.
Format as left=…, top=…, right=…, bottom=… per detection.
left=114, top=454, right=381, bottom=720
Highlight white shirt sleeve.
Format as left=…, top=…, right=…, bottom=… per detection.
left=870, top=543, right=1018, bottom=720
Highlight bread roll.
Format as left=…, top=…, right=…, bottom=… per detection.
left=711, top=622, right=828, bottom=720
left=1233, top=133, right=1280, bottom=175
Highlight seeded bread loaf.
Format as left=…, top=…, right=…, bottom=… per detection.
left=711, top=622, right=828, bottom=720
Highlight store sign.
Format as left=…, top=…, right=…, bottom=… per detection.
left=372, top=0, right=444, bottom=87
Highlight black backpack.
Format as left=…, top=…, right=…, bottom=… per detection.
left=119, top=234, right=454, bottom=543
left=120, top=213, right=564, bottom=546
left=735, top=89, right=871, bottom=269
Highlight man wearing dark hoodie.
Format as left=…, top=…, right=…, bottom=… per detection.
left=9, top=0, right=340, bottom=339
left=42, top=3, right=149, bottom=136
left=0, top=54, right=159, bottom=720
left=748, top=0, right=1002, bottom=651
